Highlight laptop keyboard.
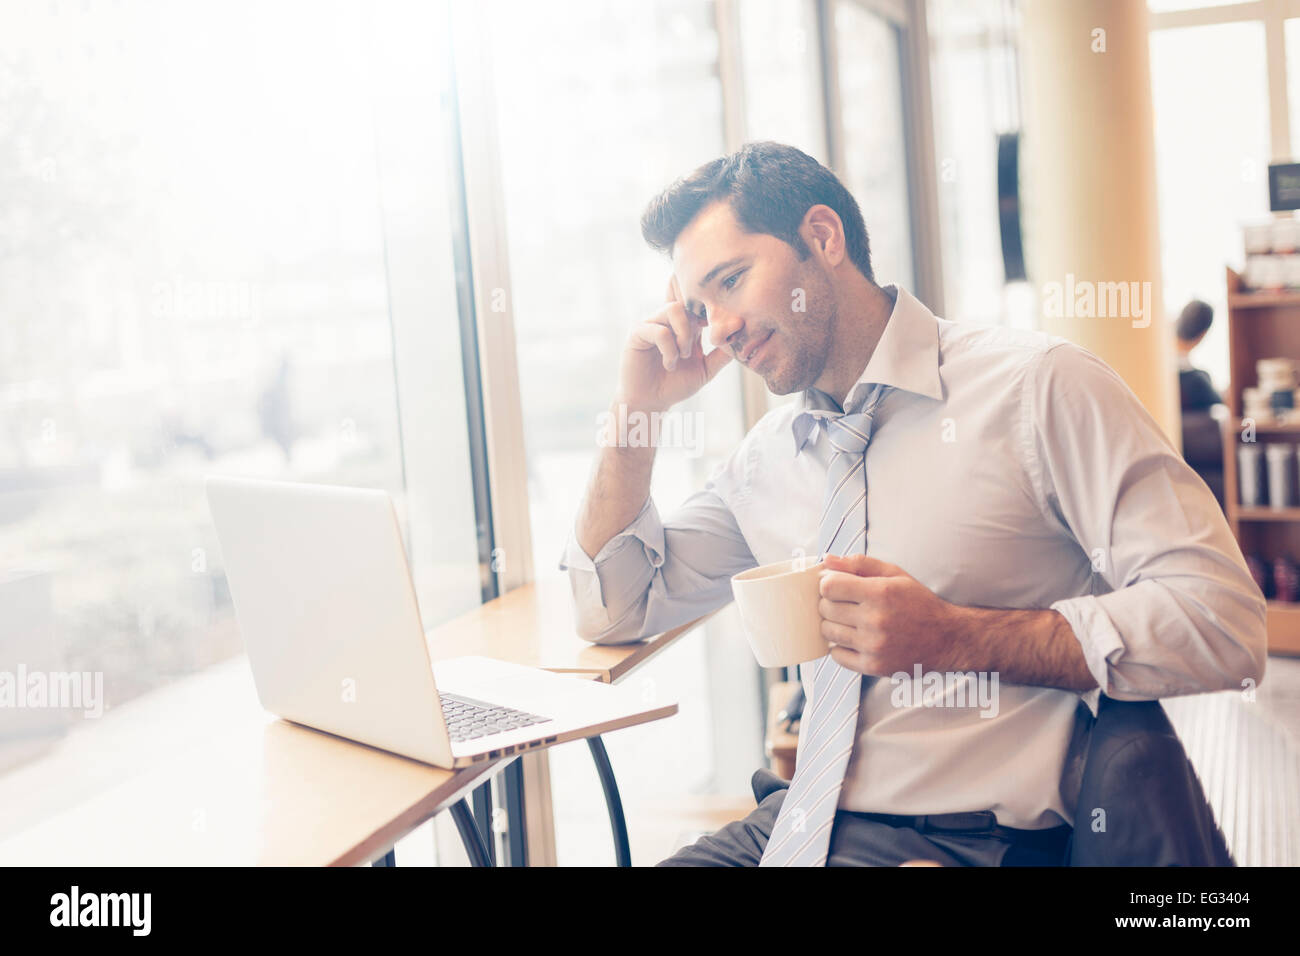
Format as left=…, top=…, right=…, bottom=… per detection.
left=439, top=692, right=549, bottom=743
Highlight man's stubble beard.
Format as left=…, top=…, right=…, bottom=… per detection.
left=769, top=270, right=837, bottom=396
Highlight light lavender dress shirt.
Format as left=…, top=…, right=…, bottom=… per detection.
left=558, top=284, right=1267, bottom=829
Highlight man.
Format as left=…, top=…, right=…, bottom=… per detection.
left=1175, top=299, right=1224, bottom=411
left=558, top=142, right=1266, bottom=866
left=1174, top=299, right=1226, bottom=509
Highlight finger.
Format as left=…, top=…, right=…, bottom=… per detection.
left=667, top=274, right=683, bottom=304
left=644, top=310, right=702, bottom=367
left=828, top=642, right=870, bottom=674
left=832, top=642, right=887, bottom=678
left=820, top=617, right=860, bottom=648
left=821, top=553, right=900, bottom=579
left=818, top=595, right=859, bottom=626
left=822, top=553, right=897, bottom=575
left=630, top=321, right=681, bottom=369
left=819, top=569, right=891, bottom=602
left=660, top=301, right=695, bottom=359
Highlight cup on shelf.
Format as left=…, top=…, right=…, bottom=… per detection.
left=1265, top=443, right=1296, bottom=509
left=1272, top=217, right=1300, bottom=254
left=1243, top=387, right=1274, bottom=423
left=1247, top=254, right=1285, bottom=291
left=1257, top=357, right=1299, bottom=385
left=1239, top=443, right=1264, bottom=506
left=1246, top=553, right=1271, bottom=598
left=1272, top=390, right=1297, bottom=420
left=1286, top=254, right=1300, bottom=289
left=1274, top=556, right=1300, bottom=603
left=1244, top=221, right=1274, bottom=256
left=1295, top=445, right=1300, bottom=504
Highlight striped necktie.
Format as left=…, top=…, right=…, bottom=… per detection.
left=760, top=382, right=891, bottom=867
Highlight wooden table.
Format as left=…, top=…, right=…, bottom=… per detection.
left=0, top=577, right=717, bottom=866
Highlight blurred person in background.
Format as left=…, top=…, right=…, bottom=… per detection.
left=1176, top=299, right=1225, bottom=510
left=1177, top=299, right=1223, bottom=411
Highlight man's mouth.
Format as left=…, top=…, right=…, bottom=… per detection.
left=740, top=330, right=773, bottom=366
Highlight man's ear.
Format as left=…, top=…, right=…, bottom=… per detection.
left=802, top=204, right=846, bottom=267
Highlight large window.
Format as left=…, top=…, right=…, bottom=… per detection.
left=927, top=0, right=1028, bottom=327
left=833, top=0, right=916, bottom=293
left=1148, top=3, right=1285, bottom=392
left=737, top=0, right=828, bottom=162
left=1285, top=18, right=1300, bottom=162
left=1150, top=20, right=1270, bottom=390
left=0, top=0, right=483, bottom=840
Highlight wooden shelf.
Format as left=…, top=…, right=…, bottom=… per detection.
left=1265, top=602, right=1300, bottom=655
left=1237, top=507, right=1300, bottom=522
left=1229, top=416, right=1300, bottom=433
left=1228, top=289, right=1300, bottom=309
left=1223, top=266, right=1300, bottom=656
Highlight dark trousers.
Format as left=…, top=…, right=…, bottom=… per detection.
left=657, top=770, right=1071, bottom=867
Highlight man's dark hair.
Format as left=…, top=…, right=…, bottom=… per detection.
left=640, top=141, right=874, bottom=283
left=1176, top=299, right=1214, bottom=342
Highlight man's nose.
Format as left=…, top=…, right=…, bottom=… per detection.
left=707, top=307, right=743, bottom=350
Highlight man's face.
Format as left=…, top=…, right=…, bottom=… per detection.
left=672, top=201, right=837, bottom=396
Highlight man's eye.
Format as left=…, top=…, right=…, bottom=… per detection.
left=723, top=271, right=743, bottom=291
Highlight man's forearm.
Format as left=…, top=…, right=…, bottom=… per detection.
left=575, top=401, right=658, bottom=561
left=945, top=605, right=1097, bottom=693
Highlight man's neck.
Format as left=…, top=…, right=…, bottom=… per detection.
left=814, top=275, right=894, bottom=408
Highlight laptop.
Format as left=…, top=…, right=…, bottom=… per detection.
left=205, top=476, right=676, bottom=768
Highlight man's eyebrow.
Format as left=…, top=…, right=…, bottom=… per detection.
left=685, top=257, right=747, bottom=315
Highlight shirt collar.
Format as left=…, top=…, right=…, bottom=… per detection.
left=792, top=285, right=944, bottom=453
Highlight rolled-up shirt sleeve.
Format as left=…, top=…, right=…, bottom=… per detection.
left=1026, top=342, right=1267, bottom=713
left=557, top=470, right=758, bottom=645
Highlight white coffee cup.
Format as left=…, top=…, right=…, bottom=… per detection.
left=731, top=557, right=832, bottom=668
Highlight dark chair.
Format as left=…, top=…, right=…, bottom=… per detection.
left=1181, top=408, right=1226, bottom=512
left=1066, top=693, right=1233, bottom=866
left=752, top=692, right=1234, bottom=866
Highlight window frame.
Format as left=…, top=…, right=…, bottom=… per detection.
left=1148, top=0, right=1296, bottom=162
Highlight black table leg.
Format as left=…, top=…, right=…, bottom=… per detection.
left=450, top=798, right=494, bottom=867
left=502, top=758, right=528, bottom=866
left=471, top=778, right=496, bottom=865
left=587, top=735, right=631, bottom=867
